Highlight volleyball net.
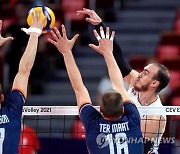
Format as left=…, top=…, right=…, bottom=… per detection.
left=19, top=106, right=180, bottom=154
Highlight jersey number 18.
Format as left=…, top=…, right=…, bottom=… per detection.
left=106, top=133, right=129, bottom=154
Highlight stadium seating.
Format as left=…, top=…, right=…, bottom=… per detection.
left=156, top=45, right=180, bottom=62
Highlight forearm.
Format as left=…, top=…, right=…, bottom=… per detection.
left=63, top=52, right=86, bottom=93
left=95, top=22, right=132, bottom=77
left=104, top=52, right=129, bottom=100
left=18, top=34, right=39, bottom=73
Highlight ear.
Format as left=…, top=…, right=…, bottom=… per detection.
left=0, top=94, right=4, bottom=103
left=121, top=107, right=124, bottom=114
left=151, top=80, right=160, bottom=88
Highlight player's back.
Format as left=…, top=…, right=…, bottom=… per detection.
left=0, top=90, right=25, bottom=154
left=80, top=103, right=143, bottom=154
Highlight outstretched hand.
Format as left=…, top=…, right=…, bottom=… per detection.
left=21, top=10, right=44, bottom=36
left=89, top=26, right=115, bottom=55
left=48, top=25, right=79, bottom=55
left=0, top=20, right=14, bottom=46
left=77, top=8, right=102, bottom=25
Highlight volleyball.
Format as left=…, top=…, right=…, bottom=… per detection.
left=27, top=6, right=55, bottom=34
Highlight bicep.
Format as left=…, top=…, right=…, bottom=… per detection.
left=12, top=72, right=30, bottom=98
left=124, top=69, right=139, bottom=86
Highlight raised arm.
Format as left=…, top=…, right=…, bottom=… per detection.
left=77, top=8, right=139, bottom=86
left=89, top=27, right=131, bottom=102
left=12, top=11, right=43, bottom=98
left=48, top=25, right=91, bottom=109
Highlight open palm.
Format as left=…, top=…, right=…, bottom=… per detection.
left=0, top=20, right=14, bottom=46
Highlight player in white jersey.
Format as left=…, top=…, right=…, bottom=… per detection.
left=128, top=87, right=167, bottom=153
left=77, top=8, right=170, bottom=154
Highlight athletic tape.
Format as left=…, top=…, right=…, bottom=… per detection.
left=21, top=27, right=42, bottom=35
left=110, top=36, right=114, bottom=41
left=106, top=34, right=109, bottom=39
left=96, top=35, right=101, bottom=41
left=100, top=30, right=105, bottom=38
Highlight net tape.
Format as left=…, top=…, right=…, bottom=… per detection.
left=22, top=106, right=180, bottom=116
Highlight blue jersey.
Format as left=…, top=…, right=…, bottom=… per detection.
left=0, top=90, right=25, bottom=154
left=80, top=102, right=143, bottom=154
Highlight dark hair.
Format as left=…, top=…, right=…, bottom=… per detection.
left=101, top=90, right=123, bottom=118
left=153, top=63, right=170, bottom=93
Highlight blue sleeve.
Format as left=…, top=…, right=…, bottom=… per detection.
left=4, top=90, right=25, bottom=116
left=79, top=104, right=100, bottom=130
left=124, top=102, right=141, bottom=122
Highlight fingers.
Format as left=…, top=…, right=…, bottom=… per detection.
left=50, top=28, right=59, bottom=41
left=47, top=38, right=57, bottom=46
left=100, top=26, right=105, bottom=38
left=6, top=37, right=14, bottom=41
left=89, top=44, right=98, bottom=51
left=110, top=31, right=115, bottom=41
left=85, top=18, right=96, bottom=24
left=77, top=11, right=87, bottom=15
left=93, top=29, right=101, bottom=41
left=93, top=27, right=115, bottom=41
left=31, top=11, right=36, bottom=23
left=52, top=25, right=67, bottom=40
left=53, top=27, right=62, bottom=39
left=77, top=8, right=92, bottom=15
left=35, top=10, right=39, bottom=22
left=61, top=25, right=67, bottom=38
left=31, top=10, right=43, bottom=23
left=106, top=27, right=110, bottom=39
left=71, top=34, right=79, bottom=44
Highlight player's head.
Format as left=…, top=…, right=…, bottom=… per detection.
left=100, top=89, right=124, bottom=119
left=134, top=63, right=170, bottom=93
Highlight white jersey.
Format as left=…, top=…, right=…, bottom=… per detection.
left=128, top=87, right=167, bottom=153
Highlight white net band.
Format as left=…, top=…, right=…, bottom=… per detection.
left=22, top=106, right=180, bottom=116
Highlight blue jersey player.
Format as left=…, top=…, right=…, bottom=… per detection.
left=0, top=11, right=44, bottom=154
left=48, top=24, right=143, bottom=153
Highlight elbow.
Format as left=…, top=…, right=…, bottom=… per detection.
left=18, top=64, right=31, bottom=75
left=73, top=83, right=87, bottom=95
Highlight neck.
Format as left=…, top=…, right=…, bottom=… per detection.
left=103, top=115, right=122, bottom=121
left=138, top=90, right=158, bottom=106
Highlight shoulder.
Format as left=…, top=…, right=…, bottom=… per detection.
left=79, top=104, right=101, bottom=129
left=79, top=103, right=98, bottom=115
left=123, top=102, right=141, bottom=121
left=3, top=90, right=25, bottom=108
left=123, top=102, right=137, bottom=108
left=7, top=90, right=25, bottom=102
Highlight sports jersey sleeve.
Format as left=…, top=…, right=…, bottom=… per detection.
left=4, top=90, right=25, bottom=116
left=124, top=102, right=141, bottom=123
left=79, top=104, right=100, bottom=130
